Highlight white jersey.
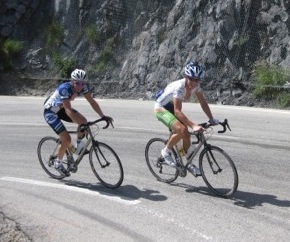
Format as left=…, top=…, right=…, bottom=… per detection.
left=154, top=78, right=200, bottom=109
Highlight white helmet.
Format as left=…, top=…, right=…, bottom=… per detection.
left=71, top=69, right=86, bottom=81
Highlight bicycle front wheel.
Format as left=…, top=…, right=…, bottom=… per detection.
left=145, top=138, right=179, bottom=183
left=37, top=136, right=67, bottom=180
left=199, top=145, right=238, bottom=198
left=89, top=141, right=124, bottom=188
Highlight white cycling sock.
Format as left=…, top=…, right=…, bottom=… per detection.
left=54, top=159, right=63, bottom=168
left=163, top=147, right=171, bottom=154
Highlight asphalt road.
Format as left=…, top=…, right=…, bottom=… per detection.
left=0, top=96, right=289, bottom=241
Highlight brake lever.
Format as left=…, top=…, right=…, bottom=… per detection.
left=226, top=120, right=231, bottom=131
left=109, top=120, right=114, bottom=128
left=102, top=120, right=110, bottom=129
left=101, top=117, right=114, bottom=129
left=218, top=119, right=231, bottom=133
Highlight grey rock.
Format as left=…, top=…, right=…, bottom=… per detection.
left=0, top=0, right=290, bottom=108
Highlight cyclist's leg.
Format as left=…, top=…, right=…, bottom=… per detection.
left=163, top=103, right=191, bottom=152
left=62, top=108, right=87, bottom=139
left=57, top=130, right=71, bottom=159
left=181, top=127, right=191, bottom=153
left=155, top=110, right=187, bottom=149
left=44, top=109, right=71, bottom=175
left=44, top=109, right=70, bottom=159
left=73, top=110, right=87, bottom=141
left=169, top=121, right=189, bottom=149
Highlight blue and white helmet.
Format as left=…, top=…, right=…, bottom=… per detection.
left=184, top=61, right=203, bottom=78
left=71, top=69, right=86, bottom=81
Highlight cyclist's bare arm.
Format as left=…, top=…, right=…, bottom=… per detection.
left=173, top=98, right=196, bottom=129
left=173, top=97, right=204, bottom=132
left=84, top=92, right=104, bottom=117
left=195, top=91, right=214, bottom=120
left=63, top=99, right=86, bottom=124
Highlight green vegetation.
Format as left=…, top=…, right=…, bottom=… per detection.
left=46, top=21, right=65, bottom=50
left=94, top=37, right=117, bottom=73
left=85, top=24, right=100, bottom=43
left=276, top=93, right=290, bottom=107
left=2, top=39, right=23, bottom=55
left=52, top=52, right=75, bottom=78
left=251, top=61, right=290, bottom=107
left=236, top=34, right=249, bottom=46
left=45, top=20, right=75, bottom=77
left=0, top=38, right=23, bottom=70
left=37, top=19, right=121, bottom=76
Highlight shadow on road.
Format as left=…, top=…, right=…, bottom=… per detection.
left=168, top=181, right=290, bottom=209
left=61, top=179, right=168, bottom=202
left=232, top=190, right=290, bottom=209
left=169, top=182, right=216, bottom=197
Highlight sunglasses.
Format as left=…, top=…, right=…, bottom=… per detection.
left=188, top=77, right=199, bottom=82
left=75, top=81, right=85, bottom=86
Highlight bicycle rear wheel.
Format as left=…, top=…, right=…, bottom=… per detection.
left=89, top=141, right=124, bottom=188
left=37, top=136, right=67, bottom=179
left=145, top=138, right=179, bottom=183
left=199, top=145, right=238, bottom=198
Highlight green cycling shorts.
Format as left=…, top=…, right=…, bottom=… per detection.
left=155, top=110, right=177, bottom=128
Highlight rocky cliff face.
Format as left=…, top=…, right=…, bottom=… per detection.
left=1, top=0, right=290, bottom=107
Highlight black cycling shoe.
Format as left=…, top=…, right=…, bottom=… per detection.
left=55, top=163, right=70, bottom=177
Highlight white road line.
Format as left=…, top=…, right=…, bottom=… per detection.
left=136, top=206, right=213, bottom=240
left=0, top=122, right=48, bottom=126
left=0, top=177, right=140, bottom=205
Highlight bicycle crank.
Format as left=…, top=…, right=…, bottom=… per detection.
left=176, top=163, right=187, bottom=177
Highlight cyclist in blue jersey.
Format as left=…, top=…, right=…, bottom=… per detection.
left=154, top=61, right=219, bottom=176
left=43, top=69, right=113, bottom=176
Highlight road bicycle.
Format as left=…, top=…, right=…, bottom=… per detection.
left=145, top=119, right=238, bottom=198
left=37, top=117, right=124, bottom=188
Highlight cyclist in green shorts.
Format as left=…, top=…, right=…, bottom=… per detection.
left=154, top=61, right=219, bottom=176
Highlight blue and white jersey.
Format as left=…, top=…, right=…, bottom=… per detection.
left=44, top=81, right=89, bottom=112
left=154, top=78, right=200, bottom=109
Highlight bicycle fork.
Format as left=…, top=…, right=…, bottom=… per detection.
left=204, top=147, right=222, bottom=174
left=92, top=141, right=110, bottom=168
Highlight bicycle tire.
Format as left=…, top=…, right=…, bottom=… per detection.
left=145, top=138, right=179, bottom=183
left=89, top=141, right=124, bottom=188
left=37, top=136, right=67, bottom=180
left=199, top=145, right=238, bottom=198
